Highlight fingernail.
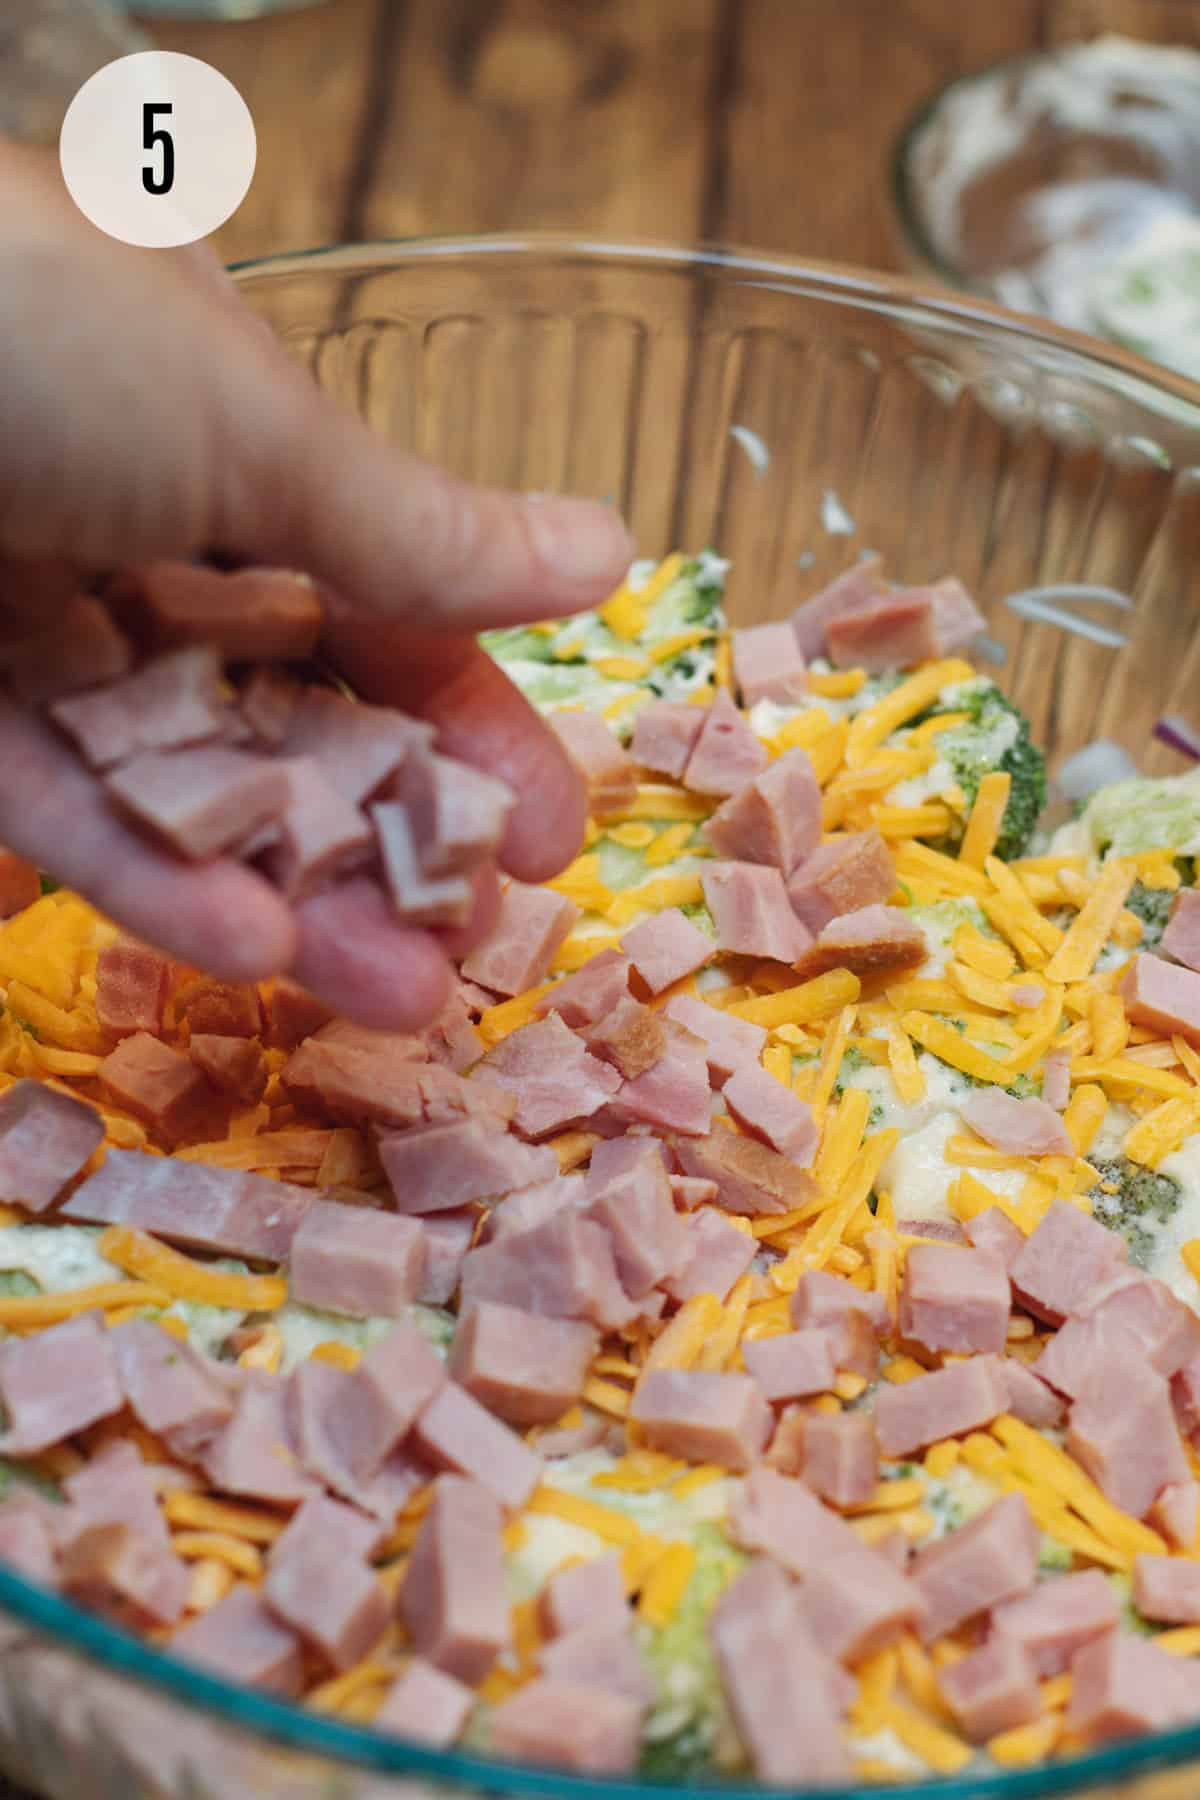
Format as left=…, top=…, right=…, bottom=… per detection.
left=525, top=496, right=635, bottom=588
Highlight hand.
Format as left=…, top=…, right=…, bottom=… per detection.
left=0, top=142, right=632, bottom=1029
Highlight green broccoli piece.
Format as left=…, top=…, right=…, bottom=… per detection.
left=923, top=682, right=1047, bottom=861
left=1125, top=865, right=1193, bottom=951
left=478, top=624, right=556, bottom=664
left=639, top=1524, right=747, bottom=1780
left=1081, top=774, right=1200, bottom=861
left=1090, top=1156, right=1183, bottom=1268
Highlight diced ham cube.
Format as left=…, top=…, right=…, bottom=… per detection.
left=731, top=621, right=808, bottom=708
left=374, top=1659, right=474, bottom=1749
left=188, top=1033, right=267, bottom=1103
left=475, top=1014, right=620, bottom=1139
left=960, top=1089, right=1073, bottom=1158
left=1134, top=1554, right=1200, bottom=1624
left=259, top=758, right=372, bottom=900
left=874, top=1356, right=1010, bottom=1458
left=722, top=1063, right=817, bottom=1162
left=1038, top=1275, right=1200, bottom=1399
left=608, top=1018, right=712, bottom=1136
left=379, top=1119, right=556, bottom=1214
left=621, top=907, right=713, bottom=994
left=670, top=1175, right=719, bottom=1208
left=630, top=701, right=705, bottom=780
left=59, top=1440, right=169, bottom=1552
left=676, top=1126, right=816, bottom=1218
left=911, top=1493, right=1040, bottom=1641
left=662, top=993, right=766, bottom=1086
left=263, top=1514, right=389, bottom=1672
left=179, top=980, right=262, bottom=1038
left=1162, top=887, right=1200, bottom=974
left=399, top=1476, right=510, bottom=1683
left=790, top=1268, right=890, bottom=1377
left=461, top=880, right=580, bottom=997
left=1042, top=1049, right=1071, bottom=1111
left=939, top=1636, right=1041, bottom=1744
left=1010, top=1199, right=1129, bottom=1327
left=583, top=1137, right=690, bottom=1297
left=742, top=1329, right=836, bottom=1404
left=791, top=902, right=925, bottom=983
left=372, top=802, right=473, bottom=927
left=172, top=1584, right=304, bottom=1695
left=0, top=1079, right=103, bottom=1213
left=239, top=666, right=299, bottom=747
left=413, top=1381, right=543, bottom=1513
left=106, top=747, right=290, bottom=862
left=110, top=1319, right=236, bottom=1459
left=1001, top=1359, right=1064, bottom=1429
left=0, top=1501, right=57, bottom=1587
left=201, top=1376, right=316, bottom=1506
left=95, top=943, right=170, bottom=1037
left=704, top=749, right=822, bottom=877
left=0, top=1313, right=123, bottom=1455
left=549, top=713, right=637, bottom=821
left=661, top=1205, right=756, bottom=1303
left=630, top=1369, right=772, bottom=1470
left=534, top=950, right=632, bottom=1029
left=1068, top=1358, right=1190, bottom=1519
left=800, top=1546, right=926, bottom=1664
left=276, top=686, right=431, bottom=805
left=450, top=1301, right=596, bottom=1425
left=1, top=595, right=132, bottom=704
left=824, top=577, right=984, bottom=671
left=1066, top=1630, right=1200, bottom=1742
left=801, top=1411, right=879, bottom=1508
left=280, top=1021, right=427, bottom=1127
left=402, top=748, right=515, bottom=876
left=728, top=1466, right=862, bottom=1575
left=489, top=1679, right=642, bottom=1775
left=539, top=1553, right=628, bottom=1639
left=539, top=1624, right=655, bottom=1706
left=419, top=1208, right=477, bottom=1306
left=62, top=1150, right=313, bottom=1262
left=899, top=1243, right=1011, bottom=1356
left=992, top=1569, right=1120, bottom=1675
left=583, top=996, right=666, bottom=1079
left=963, top=1206, right=1025, bottom=1270
left=0, top=851, right=40, bottom=920
left=789, top=557, right=889, bottom=660
left=1152, top=1480, right=1199, bottom=1551
left=288, top=1365, right=427, bottom=1520
left=460, top=1208, right=635, bottom=1330
left=97, top=1031, right=211, bottom=1141
left=330, top=1321, right=447, bottom=1484
left=288, top=1199, right=426, bottom=1318
left=1122, top=951, right=1200, bottom=1046
left=701, top=861, right=812, bottom=962
left=59, top=1519, right=189, bottom=1627
left=787, top=831, right=896, bottom=933
left=121, top=563, right=322, bottom=661
left=682, top=690, right=768, bottom=797
left=48, top=647, right=227, bottom=770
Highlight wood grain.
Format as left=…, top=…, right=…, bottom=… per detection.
left=1047, top=0, right=1200, bottom=46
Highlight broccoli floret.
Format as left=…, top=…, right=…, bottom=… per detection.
left=1125, top=864, right=1193, bottom=950
left=640, top=1523, right=747, bottom=1780
left=1090, top=1156, right=1183, bottom=1267
left=1080, top=772, right=1200, bottom=860
left=924, top=682, right=1047, bottom=860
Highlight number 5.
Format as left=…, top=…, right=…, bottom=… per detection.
left=143, top=103, right=174, bottom=197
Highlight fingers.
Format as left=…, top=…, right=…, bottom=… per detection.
left=0, top=702, right=296, bottom=983
left=292, top=878, right=452, bottom=1032
left=323, top=622, right=587, bottom=882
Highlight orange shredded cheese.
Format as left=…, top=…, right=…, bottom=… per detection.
left=98, top=1226, right=287, bottom=1311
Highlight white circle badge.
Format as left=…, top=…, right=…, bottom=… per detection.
left=60, top=52, right=256, bottom=249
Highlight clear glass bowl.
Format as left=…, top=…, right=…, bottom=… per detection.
left=7, top=236, right=1200, bottom=1800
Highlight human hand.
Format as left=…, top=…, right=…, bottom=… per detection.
left=0, top=142, right=632, bottom=1028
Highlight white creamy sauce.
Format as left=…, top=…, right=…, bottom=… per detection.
left=0, top=1223, right=118, bottom=1293
left=880, top=1110, right=1020, bottom=1228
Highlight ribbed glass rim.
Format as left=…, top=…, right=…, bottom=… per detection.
left=8, top=233, right=1200, bottom=1798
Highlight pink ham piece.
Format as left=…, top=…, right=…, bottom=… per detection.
left=413, top=1381, right=543, bottom=1513
left=801, top=1411, right=879, bottom=1508
left=682, top=689, right=768, bottom=797
left=661, top=1205, right=756, bottom=1303
left=324, top=1320, right=447, bottom=1484
left=824, top=577, right=985, bottom=671
left=48, top=647, right=227, bottom=770
left=486, top=1175, right=579, bottom=1241
left=899, top=1243, right=1011, bottom=1355
left=372, top=802, right=473, bottom=928
left=121, top=563, right=322, bottom=662
left=402, top=748, right=515, bottom=876
left=1163, top=888, right=1200, bottom=973
left=607, top=1018, right=712, bottom=1136
left=188, top=1033, right=267, bottom=1103
left=992, top=1569, right=1120, bottom=1676
left=258, top=758, right=372, bottom=900
left=583, top=1137, right=690, bottom=1296
left=379, top=1119, right=556, bottom=1214
left=539, top=1553, right=628, bottom=1639
left=288, top=1199, right=426, bottom=1318
left=539, top=1625, right=655, bottom=1706
left=288, top=1367, right=430, bottom=1517
left=939, top=1637, right=1041, bottom=1744
left=620, top=907, right=713, bottom=994
left=742, top=1329, right=836, bottom=1404
left=461, top=880, right=579, bottom=997
left=911, top=1493, right=1040, bottom=1641
left=179, top=980, right=262, bottom=1038
left=239, top=666, right=298, bottom=746
left=263, top=1504, right=390, bottom=1672
left=960, top=1089, right=1073, bottom=1158
left=787, top=830, right=897, bottom=933
left=583, top=996, right=667, bottom=1080
left=0, top=852, right=40, bottom=920
left=449, top=1301, right=596, bottom=1425
left=1001, top=1359, right=1064, bottom=1429
left=662, top=993, right=766, bottom=1086
left=275, top=687, right=432, bottom=806
left=731, top=621, right=808, bottom=707
left=790, top=1270, right=890, bottom=1378
left=535, top=951, right=632, bottom=1029
left=0, top=1312, right=123, bottom=1455
left=709, top=1558, right=851, bottom=1784
left=172, top=1584, right=304, bottom=1696
left=374, top=1659, right=474, bottom=1749
left=97, top=1031, right=210, bottom=1141
left=729, top=1467, right=862, bottom=1575
left=460, top=1207, right=635, bottom=1329
left=1068, top=1357, right=1190, bottom=1518
left=110, top=1320, right=236, bottom=1459
left=59, top=1441, right=171, bottom=1552
left=1042, top=1049, right=1071, bottom=1111
left=670, top=1175, right=719, bottom=1207
left=59, top=1520, right=189, bottom=1628
left=1174, top=1352, right=1200, bottom=1443
left=701, top=861, right=812, bottom=962
left=106, top=746, right=290, bottom=862
left=419, top=1209, right=477, bottom=1306
left=675, top=1126, right=816, bottom=1217
left=62, top=1150, right=313, bottom=1261
left=474, top=1014, right=620, bottom=1139
left=549, top=713, right=637, bottom=821
left=399, top=1476, right=510, bottom=1683
left=201, top=1375, right=316, bottom=1506
left=1037, top=1274, right=1200, bottom=1399
left=280, top=1022, right=429, bottom=1128
left=1010, top=1199, right=1129, bottom=1326
left=1134, top=1554, right=1200, bottom=1624
left=1122, top=951, right=1200, bottom=1045
left=792, top=902, right=926, bottom=983
left=722, top=1064, right=817, bottom=1163
left=704, top=749, right=822, bottom=877
left=488, top=1679, right=642, bottom=1775
left=963, top=1206, right=1025, bottom=1270
left=1, top=595, right=132, bottom=705
left=1152, top=1480, right=1199, bottom=1550
left=790, top=557, right=889, bottom=660
left=629, top=1369, right=772, bottom=1471
left=874, top=1355, right=1010, bottom=1458
left=0, top=1080, right=103, bottom=1213
left=0, top=1502, right=57, bottom=1587
left=630, top=701, right=705, bottom=781
left=800, top=1546, right=926, bottom=1664
left=1066, top=1630, right=1200, bottom=1742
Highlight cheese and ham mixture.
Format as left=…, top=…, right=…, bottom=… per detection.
left=4, top=552, right=1200, bottom=1785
